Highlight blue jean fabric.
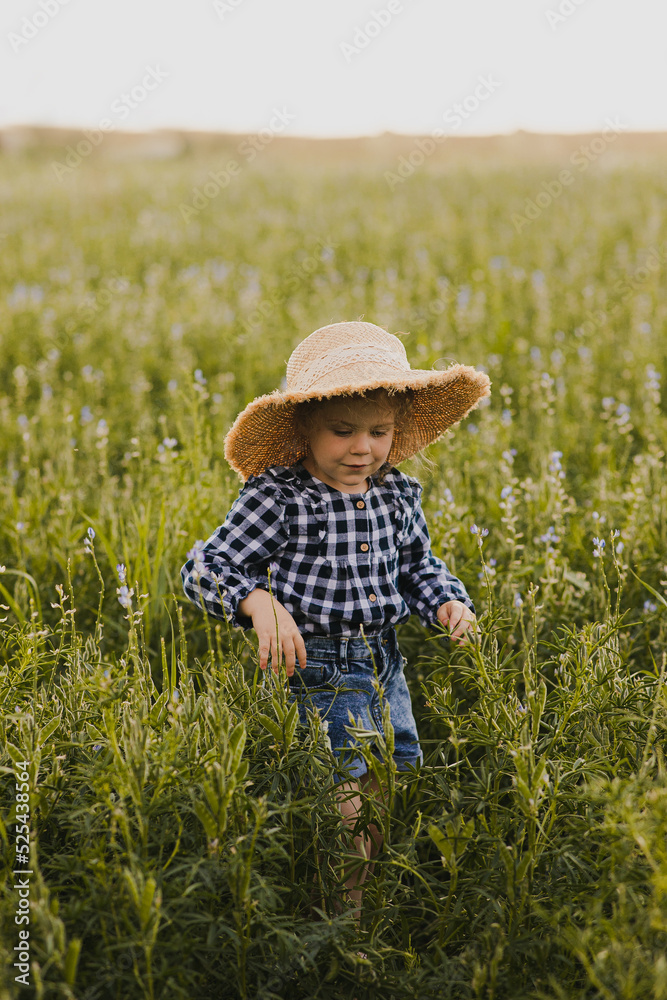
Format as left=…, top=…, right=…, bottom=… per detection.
left=288, top=626, right=423, bottom=780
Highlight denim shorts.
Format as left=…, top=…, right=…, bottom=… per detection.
left=288, top=626, right=423, bottom=781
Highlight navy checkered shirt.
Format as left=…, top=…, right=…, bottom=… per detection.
left=181, top=461, right=475, bottom=637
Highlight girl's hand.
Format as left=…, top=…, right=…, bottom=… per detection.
left=238, top=588, right=307, bottom=676
left=436, top=601, right=477, bottom=644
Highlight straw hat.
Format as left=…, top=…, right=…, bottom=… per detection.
left=224, top=321, right=491, bottom=481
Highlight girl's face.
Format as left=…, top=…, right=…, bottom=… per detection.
left=301, top=396, right=394, bottom=493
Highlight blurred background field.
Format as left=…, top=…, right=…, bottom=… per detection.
left=1, top=133, right=667, bottom=998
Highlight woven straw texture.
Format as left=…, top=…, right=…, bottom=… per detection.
left=224, top=321, right=491, bottom=481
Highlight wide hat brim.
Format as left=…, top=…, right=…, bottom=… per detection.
left=224, top=363, right=491, bottom=482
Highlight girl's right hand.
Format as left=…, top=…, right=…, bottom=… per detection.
left=238, top=588, right=307, bottom=676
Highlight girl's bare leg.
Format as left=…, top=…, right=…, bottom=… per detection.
left=334, top=770, right=384, bottom=922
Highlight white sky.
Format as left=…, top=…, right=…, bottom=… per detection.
left=2, top=0, right=666, bottom=138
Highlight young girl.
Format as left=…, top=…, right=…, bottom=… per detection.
left=181, top=320, right=490, bottom=922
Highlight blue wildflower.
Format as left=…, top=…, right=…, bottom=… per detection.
left=117, top=584, right=134, bottom=609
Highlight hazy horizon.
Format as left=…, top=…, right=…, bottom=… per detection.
left=2, top=0, right=666, bottom=140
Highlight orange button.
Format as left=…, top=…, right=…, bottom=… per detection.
left=360, top=542, right=369, bottom=551
left=369, top=593, right=376, bottom=602
left=356, top=500, right=365, bottom=509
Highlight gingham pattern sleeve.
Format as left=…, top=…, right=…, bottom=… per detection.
left=397, top=481, right=475, bottom=627
left=182, top=463, right=475, bottom=637
left=180, top=478, right=289, bottom=629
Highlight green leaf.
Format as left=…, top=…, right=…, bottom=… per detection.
left=64, top=937, right=82, bottom=986
left=270, top=691, right=287, bottom=723
left=149, top=691, right=170, bottom=727
left=193, top=799, right=217, bottom=839
left=229, top=721, right=246, bottom=765
left=497, top=841, right=514, bottom=876
left=5, top=741, right=29, bottom=766
left=123, top=869, right=141, bottom=911
left=531, top=756, right=548, bottom=796
left=563, top=568, right=590, bottom=592
left=37, top=716, right=61, bottom=747
left=0, top=569, right=42, bottom=621
left=140, top=877, right=156, bottom=931
left=284, top=701, right=298, bottom=751
left=629, top=567, right=667, bottom=610
left=445, top=815, right=474, bottom=857
left=256, top=713, right=282, bottom=745
left=85, top=722, right=104, bottom=743
left=531, top=681, right=547, bottom=738
left=382, top=699, right=395, bottom=756
left=428, top=823, right=455, bottom=868
left=0, top=580, right=26, bottom=624
left=516, top=852, right=533, bottom=882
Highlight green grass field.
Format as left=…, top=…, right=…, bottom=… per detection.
left=1, top=144, right=667, bottom=999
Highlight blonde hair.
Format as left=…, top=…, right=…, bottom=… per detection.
left=293, top=387, right=435, bottom=485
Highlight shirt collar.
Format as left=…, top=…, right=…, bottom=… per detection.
left=291, top=460, right=391, bottom=495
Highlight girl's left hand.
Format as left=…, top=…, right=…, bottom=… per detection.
left=436, top=601, right=477, bottom=644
